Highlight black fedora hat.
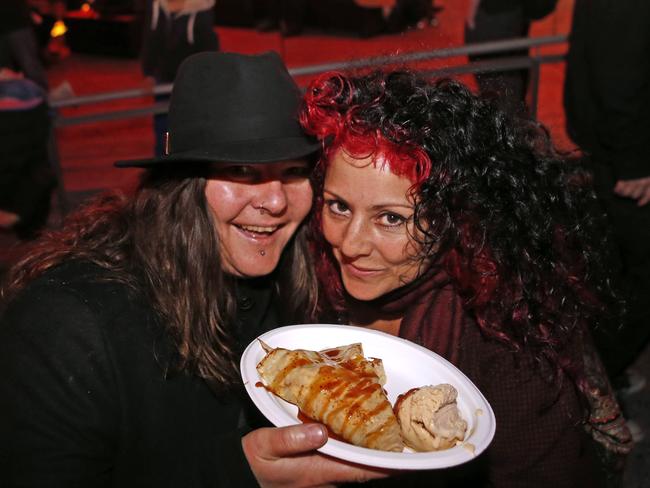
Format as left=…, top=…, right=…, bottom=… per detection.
left=116, top=51, right=319, bottom=167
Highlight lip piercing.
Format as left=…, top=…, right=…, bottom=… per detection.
left=259, top=250, right=266, bottom=256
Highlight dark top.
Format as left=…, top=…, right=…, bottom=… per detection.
left=141, top=3, right=220, bottom=83
left=353, top=277, right=603, bottom=488
left=451, top=310, right=602, bottom=487
left=0, top=261, right=277, bottom=487
left=564, top=0, right=650, bottom=180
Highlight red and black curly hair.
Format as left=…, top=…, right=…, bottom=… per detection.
left=300, top=69, right=620, bottom=384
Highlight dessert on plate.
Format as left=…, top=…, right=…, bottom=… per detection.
left=256, top=342, right=404, bottom=452
left=256, top=341, right=468, bottom=453
left=394, top=384, right=467, bottom=451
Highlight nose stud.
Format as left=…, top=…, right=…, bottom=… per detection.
left=254, top=202, right=268, bottom=214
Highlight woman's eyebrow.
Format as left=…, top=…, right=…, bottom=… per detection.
left=323, top=188, right=344, bottom=198
left=324, top=189, right=412, bottom=210
left=369, top=203, right=414, bottom=211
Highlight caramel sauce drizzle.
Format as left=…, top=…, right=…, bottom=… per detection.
left=260, top=347, right=398, bottom=450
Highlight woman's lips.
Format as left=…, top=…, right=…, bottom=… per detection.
left=342, top=262, right=383, bottom=279
left=234, top=223, right=282, bottom=242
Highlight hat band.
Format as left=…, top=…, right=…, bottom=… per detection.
left=163, top=132, right=171, bottom=156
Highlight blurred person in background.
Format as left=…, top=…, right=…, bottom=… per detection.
left=564, top=0, right=650, bottom=432
left=141, top=0, right=220, bottom=156
left=254, top=0, right=306, bottom=37
left=0, top=0, right=49, bottom=91
left=0, top=78, right=54, bottom=240
left=464, top=0, right=557, bottom=116
left=385, top=0, right=438, bottom=31
left=0, top=0, right=56, bottom=239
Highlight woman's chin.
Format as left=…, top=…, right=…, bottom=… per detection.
left=223, top=251, right=282, bottom=279
left=342, top=280, right=386, bottom=302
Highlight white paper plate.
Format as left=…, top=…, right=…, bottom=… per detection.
left=240, top=323, right=496, bottom=470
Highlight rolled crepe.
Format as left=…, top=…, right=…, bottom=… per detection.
left=256, top=342, right=404, bottom=452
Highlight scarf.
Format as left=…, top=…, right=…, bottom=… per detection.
left=581, top=333, right=634, bottom=468
left=346, top=264, right=465, bottom=364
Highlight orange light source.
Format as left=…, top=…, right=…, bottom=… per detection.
left=50, top=20, right=68, bottom=38
left=81, top=3, right=91, bottom=12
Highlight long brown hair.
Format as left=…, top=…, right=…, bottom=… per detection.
left=2, top=167, right=318, bottom=390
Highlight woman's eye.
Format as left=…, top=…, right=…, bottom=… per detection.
left=217, top=165, right=258, bottom=181
left=325, top=199, right=349, bottom=216
left=228, top=165, right=254, bottom=176
left=283, top=166, right=312, bottom=179
left=378, top=212, right=407, bottom=228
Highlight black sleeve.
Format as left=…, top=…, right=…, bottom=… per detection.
left=216, top=427, right=261, bottom=486
left=0, top=284, right=119, bottom=487
left=586, top=0, right=650, bottom=180
left=192, top=9, right=220, bottom=52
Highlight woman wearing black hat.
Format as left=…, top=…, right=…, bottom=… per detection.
left=0, top=52, right=383, bottom=487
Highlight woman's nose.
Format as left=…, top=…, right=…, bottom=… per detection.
left=339, top=218, right=372, bottom=258
left=253, top=180, right=288, bottom=215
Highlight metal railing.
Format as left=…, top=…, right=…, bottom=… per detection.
left=49, top=34, right=568, bottom=212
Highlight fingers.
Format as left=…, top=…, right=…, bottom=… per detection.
left=271, top=424, right=328, bottom=456
left=242, top=425, right=326, bottom=488
left=242, top=426, right=389, bottom=488
left=310, top=455, right=390, bottom=485
left=613, top=177, right=650, bottom=206
left=613, top=180, right=629, bottom=197
left=620, top=181, right=644, bottom=200
left=243, top=424, right=327, bottom=461
left=638, top=189, right=650, bottom=206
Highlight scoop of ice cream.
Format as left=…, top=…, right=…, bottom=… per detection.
left=394, top=384, right=467, bottom=451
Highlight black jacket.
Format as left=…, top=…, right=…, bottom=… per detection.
left=0, top=261, right=278, bottom=487
left=564, top=0, right=650, bottom=181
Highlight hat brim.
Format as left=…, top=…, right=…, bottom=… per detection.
left=115, top=136, right=320, bottom=168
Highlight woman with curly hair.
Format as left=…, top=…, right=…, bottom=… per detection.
left=300, top=69, right=632, bottom=486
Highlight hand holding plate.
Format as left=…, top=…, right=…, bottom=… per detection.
left=242, top=424, right=388, bottom=487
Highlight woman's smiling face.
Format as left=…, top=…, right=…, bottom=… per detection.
left=321, top=149, right=424, bottom=301
left=204, top=159, right=313, bottom=278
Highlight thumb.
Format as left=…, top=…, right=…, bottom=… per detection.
left=246, top=424, right=328, bottom=460
left=271, top=424, right=328, bottom=457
